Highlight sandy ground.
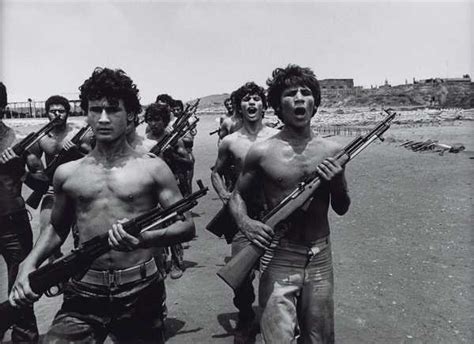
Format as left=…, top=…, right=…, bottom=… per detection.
left=1, top=112, right=472, bottom=343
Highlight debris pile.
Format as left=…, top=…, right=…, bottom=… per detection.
left=400, top=140, right=465, bottom=155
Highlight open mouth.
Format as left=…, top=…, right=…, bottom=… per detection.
left=294, top=108, right=306, bottom=116
left=247, top=108, right=257, bottom=115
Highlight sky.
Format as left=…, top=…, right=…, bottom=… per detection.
left=1, top=0, right=472, bottom=104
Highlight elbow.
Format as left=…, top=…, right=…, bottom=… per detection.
left=182, top=218, right=196, bottom=242
left=333, top=198, right=351, bottom=216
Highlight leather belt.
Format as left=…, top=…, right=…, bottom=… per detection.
left=79, top=258, right=158, bottom=287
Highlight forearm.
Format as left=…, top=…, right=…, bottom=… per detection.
left=330, top=175, right=350, bottom=215
left=229, top=190, right=251, bottom=228
left=140, top=215, right=195, bottom=247
left=211, top=170, right=230, bottom=201
left=22, top=224, right=66, bottom=268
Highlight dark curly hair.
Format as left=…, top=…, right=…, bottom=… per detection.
left=232, top=82, right=267, bottom=116
left=79, top=67, right=141, bottom=116
left=45, top=95, right=71, bottom=113
left=155, top=94, right=174, bottom=107
left=266, top=64, right=321, bottom=119
left=173, top=100, right=184, bottom=112
left=145, top=102, right=171, bottom=127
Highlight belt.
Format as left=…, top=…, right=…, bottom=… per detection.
left=79, top=259, right=158, bottom=287
left=279, top=235, right=330, bottom=256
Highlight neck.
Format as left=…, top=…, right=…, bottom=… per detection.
left=242, top=120, right=263, bottom=136
left=93, top=136, right=133, bottom=162
left=280, top=123, right=314, bottom=142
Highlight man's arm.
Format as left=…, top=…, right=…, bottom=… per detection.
left=211, top=137, right=232, bottom=202
left=228, top=145, right=273, bottom=249
left=316, top=152, right=351, bottom=215
left=9, top=164, right=74, bottom=306
left=108, top=157, right=195, bottom=251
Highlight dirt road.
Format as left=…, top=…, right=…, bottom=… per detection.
left=1, top=114, right=472, bottom=343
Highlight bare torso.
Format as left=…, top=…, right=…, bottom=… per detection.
left=39, top=124, right=76, bottom=164
left=57, top=151, right=164, bottom=270
left=254, top=131, right=341, bottom=242
left=0, top=123, right=25, bottom=215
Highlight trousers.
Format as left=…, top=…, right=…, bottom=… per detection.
left=259, top=236, right=334, bottom=344
left=0, top=208, right=39, bottom=343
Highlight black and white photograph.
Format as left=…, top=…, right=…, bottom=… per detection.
left=0, top=0, right=472, bottom=343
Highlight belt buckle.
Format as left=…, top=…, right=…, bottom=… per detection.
left=105, top=270, right=117, bottom=288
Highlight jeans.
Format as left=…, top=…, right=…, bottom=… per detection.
left=0, top=208, right=39, bottom=343
left=231, top=230, right=256, bottom=322
left=259, top=237, right=334, bottom=344
left=45, top=274, right=166, bottom=343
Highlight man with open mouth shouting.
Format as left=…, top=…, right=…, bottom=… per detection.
left=229, top=65, right=351, bottom=343
left=211, top=81, right=279, bottom=343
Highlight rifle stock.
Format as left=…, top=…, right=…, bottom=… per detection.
left=0, top=180, right=208, bottom=333
left=217, top=110, right=397, bottom=290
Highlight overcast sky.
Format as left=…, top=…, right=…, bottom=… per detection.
left=1, top=0, right=471, bottom=104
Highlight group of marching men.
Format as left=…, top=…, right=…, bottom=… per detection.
left=0, top=63, right=351, bottom=344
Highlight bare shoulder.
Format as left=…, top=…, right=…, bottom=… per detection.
left=134, top=153, right=175, bottom=183
left=315, top=135, right=344, bottom=155
left=259, top=126, right=280, bottom=139
left=53, top=158, right=84, bottom=185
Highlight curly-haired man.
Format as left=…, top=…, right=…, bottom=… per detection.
left=10, top=68, right=195, bottom=343
left=229, top=65, right=350, bottom=343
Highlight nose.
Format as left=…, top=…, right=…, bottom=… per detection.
left=294, top=90, right=304, bottom=100
left=98, top=109, right=110, bottom=123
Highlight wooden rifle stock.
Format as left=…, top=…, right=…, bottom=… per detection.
left=26, top=125, right=92, bottom=209
left=0, top=180, right=208, bottom=333
left=217, top=110, right=398, bottom=290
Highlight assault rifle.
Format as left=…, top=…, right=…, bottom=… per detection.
left=0, top=180, right=208, bottom=334
left=149, top=99, right=200, bottom=156
left=4, top=116, right=62, bottom=160
left=26, top=125, right=93, bottom=209
left=216, top=110, right=398, bottom=290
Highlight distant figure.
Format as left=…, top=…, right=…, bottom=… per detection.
left=218, top=93, right=243, bottom=144
left=145, top=102, right=193, bottom=279
left=0, top=81, right=39, bottom=343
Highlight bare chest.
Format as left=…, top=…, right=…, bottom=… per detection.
left=64, top=163, right=154, bottom=206
left=41, top=130, right=74, bottom=156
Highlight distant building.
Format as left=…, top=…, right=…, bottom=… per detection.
left=320, top=79, right=354, bottom=90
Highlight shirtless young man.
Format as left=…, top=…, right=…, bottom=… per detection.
left=10, top=67, right=195, bottom=343
left=34, top=95, right=93, bottom=257
left=218, top=93, right=243, bottom=143
left=211, top=81, right=278, bottom=343
left=229, top=65, right=350, bottom=343
left=0, top=82, right=39, bottom=343
left=145, top=102, right=193, bottom=279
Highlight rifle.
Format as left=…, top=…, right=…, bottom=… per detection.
left=0, top=180, right=208, bottom=334
left=216, top=109, right=398, bottom=291
left=149, top=99, right=200, bottom=156
left=209, top=128, right=219, bottom=136
left=6, top=116, right=62, bottom=159
left=26, top=125, right=93, bottom=209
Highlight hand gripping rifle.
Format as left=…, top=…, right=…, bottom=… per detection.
left=149, top=99, right=200, bottom=156
left=0, top=180, right=208, bottom=333
left=26, top=125, right=93, bottom=209
left=216, top=110, right=398, bottom=291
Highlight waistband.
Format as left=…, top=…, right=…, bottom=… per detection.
left=79, top=258, right=158, bottom=287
